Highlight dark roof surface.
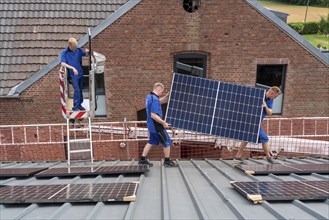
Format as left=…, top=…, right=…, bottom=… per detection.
left=0, top=0, right=128, bottom=96
left=0, top=158, right=328, bottom=219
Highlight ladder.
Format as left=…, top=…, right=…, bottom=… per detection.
left=66, top=117, right=93, bottom=165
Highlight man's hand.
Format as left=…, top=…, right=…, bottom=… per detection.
left=160, top=92, right=170, bottom=104
left=163, top=122, right=170, bottom=129
left=85, top=49, right=89, bottom=54
left=262, top=101, right=267, bottom=108
left=73, top=68, right=78, bottom=76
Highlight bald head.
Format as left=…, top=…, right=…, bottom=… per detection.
left=153, top=83, right=164, bottom=96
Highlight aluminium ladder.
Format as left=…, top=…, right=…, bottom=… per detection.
left=66, top=117, right=93, bottom=165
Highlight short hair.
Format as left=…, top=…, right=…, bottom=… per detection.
left=269, top=86, right=281, bottom=94
left=68, top=38, right=78, bottom=45
left=153, top=83, right=164, bottom=90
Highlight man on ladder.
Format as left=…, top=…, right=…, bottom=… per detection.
left=60, top=37, right=89, bottom=111
left=59, top=35, right=96, bottom=165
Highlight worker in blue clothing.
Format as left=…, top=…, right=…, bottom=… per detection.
left=139, top=83, right=178, bottom=167
left=60, top=38, right=89, bottom=111
left=235, top=86, right=281, bottom=164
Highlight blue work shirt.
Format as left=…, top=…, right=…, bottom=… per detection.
left=146, top=92, right=164, bottom=133
left=60, top=47, right=86, bottom=78
left=262, top=97, right=273, bottom=120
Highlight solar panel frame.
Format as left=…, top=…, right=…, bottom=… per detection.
left=235, top=163, right=329, bottom=175
left=165, top=73, right=265, bottom=143
left=35, top=165, right=149, bottom=178
left=0, top=182, right=139, bottom=204
left=231, top=180, right=329, bottom=203
left=0, top=168, right=48, bottom=177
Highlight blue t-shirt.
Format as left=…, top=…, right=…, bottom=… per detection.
left=146, top=92, right=163, bottom=133
left=262, top=98, right=273, bottom=120
left=60, top=47, right=86, bottom=78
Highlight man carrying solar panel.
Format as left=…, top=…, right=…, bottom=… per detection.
left=139, top=83, right=178, bottom=167
left=235, top=86, right=281, bottom=164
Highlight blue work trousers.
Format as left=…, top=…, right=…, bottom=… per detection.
left=72, top=76, right=84, bottom=110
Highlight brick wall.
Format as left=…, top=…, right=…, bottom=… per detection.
left=0, top=68, right=63, bottom=125
left=0, top=0, right=328, bottom=126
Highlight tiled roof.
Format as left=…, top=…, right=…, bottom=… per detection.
left=0, top=0, right=128, bottom=96
left=0, top=158, right=328, bottom=219
left=1, top=0, right=328, bottom=97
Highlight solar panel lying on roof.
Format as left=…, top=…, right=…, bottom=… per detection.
left=235, top=163, right=329, bottom=175
left=165, top=73, right=265, bottom=143
left=0, top=182, right=138, bottom=204
left=35, top=165, right=149, bottom=178
left=0, top=168, right=48, bottom=177
left=231, top=180, right=329, bottom=203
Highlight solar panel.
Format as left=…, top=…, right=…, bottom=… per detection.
left=235, top=163, right=329, bottom=175
left=0, top=168, right=48, bottom=177
left=231, top=180, right=329, bottom=203
left=35, top=165, right=149, bottom=178
left=0, top=182, right=139, bottom=204
left=289, top=164, right=329, bottom=173
left=166, top=73, right=265, bottom=143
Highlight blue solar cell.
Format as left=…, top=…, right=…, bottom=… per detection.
left=166, top=73, right=265, bottom=143
left=166, top=73, right=218, bottom=134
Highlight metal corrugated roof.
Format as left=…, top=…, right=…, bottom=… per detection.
left=1, top=158, right=328, bottom=220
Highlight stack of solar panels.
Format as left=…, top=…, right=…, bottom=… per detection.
left=235, top=163, right=329, bottom=175
left=0, top=168, right=47, bottom=177
left=35, top=165, right=149, bottom=178
left=0, top=165, right=149, bottom=204
left=231, top=180, right=329, bottom=203
left=0, top=182, right=139, bottom=203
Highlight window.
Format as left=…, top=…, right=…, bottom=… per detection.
left=94, top=72, right=107, bottom=117
left=256, top=65, right=286, bottom=114
left=174, top=53, right=207, bottom=78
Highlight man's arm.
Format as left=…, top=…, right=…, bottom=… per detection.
left=160, top=92, right=170, bottom=104
left=84, top=49, right=97, bottom=63
left=262, top=101, right=272, bottom=116
left=151, top=113, right=169, bottom=128
left=61, top=62, right=78, bottom=76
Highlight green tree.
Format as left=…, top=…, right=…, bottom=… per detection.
left=277, top=0, right=329, bottom=7
left=318, top=14, right=329, bottom=37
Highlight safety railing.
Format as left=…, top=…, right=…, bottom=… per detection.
left=0, top=117, right=328, bottom=162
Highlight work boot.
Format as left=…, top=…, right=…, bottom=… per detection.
left=138, top=158, right=153, bottom=167
left=163, top=159, right=178, bottom=167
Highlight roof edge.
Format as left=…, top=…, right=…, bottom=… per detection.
left=9, top=0, right=142, bottom=96
left=245, top=0, right=329, bottom=68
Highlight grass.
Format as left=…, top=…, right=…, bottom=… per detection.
left=257, top=0, right=329, bottom=23
left=257, top=0, right=329, bottom=49
left=302, top=34, right=329, bottom=48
